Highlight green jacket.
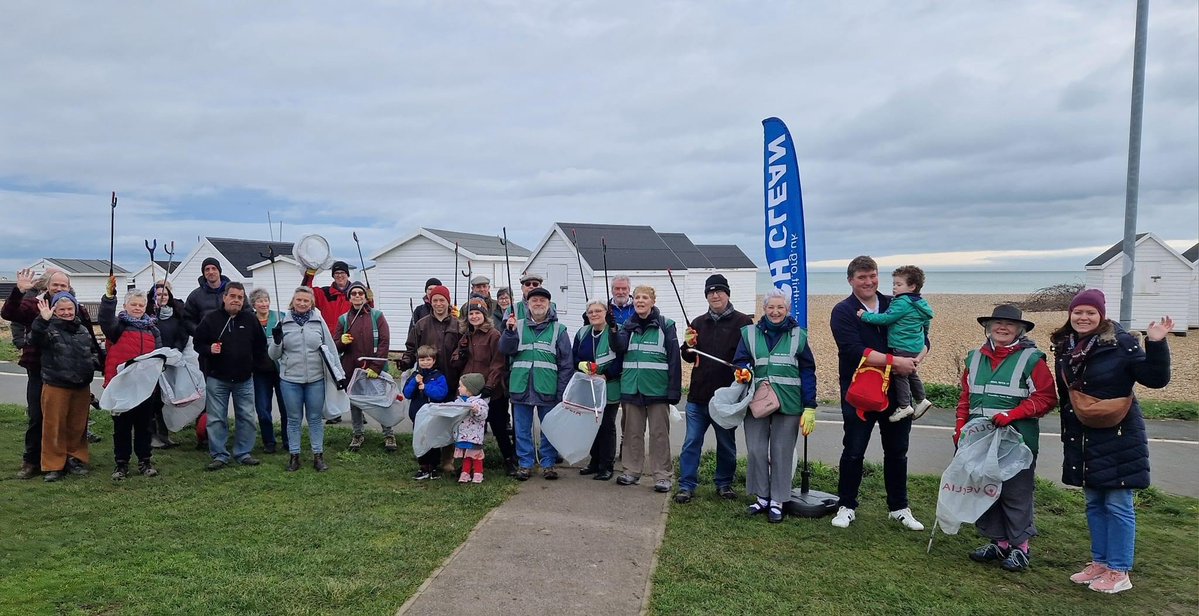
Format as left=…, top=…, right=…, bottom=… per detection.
left=859, top=293, right=932, bottom=354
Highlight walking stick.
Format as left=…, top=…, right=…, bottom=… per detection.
left=352, top=231, right=371, bottom=289
left=452, top=241, right=460, bottom=306
left=108, top=192, right=117, bottom=277
left=259, top=247, right=282, bottom=316
left=601, top=236, right=610, bottom=305
left=571, top=228, right=589, bottom=302
left=666, top=267, right=690, bottom=325
left=144, top=240, right=157, bottom=289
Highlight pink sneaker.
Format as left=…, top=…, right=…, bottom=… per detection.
left=472, top=472, right=484, bottom=484
left=458, top=472, right=470, bottom=484
left=1089, top=570, right=1132, bottom=594
left=1070, top=562, right=1109, bottom=584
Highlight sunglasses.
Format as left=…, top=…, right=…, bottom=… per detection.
left=349, top=291, right=366, bottom=297
left=522, top=281, right=541, bottom=288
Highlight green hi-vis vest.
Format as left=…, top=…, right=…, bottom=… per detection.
left=743, top=325, right=808, bottom=416
left=621, top=318, right=674, bottom=398
left=338, top=309, right=382, bottom=349
left=575, top=326, right=621, bottom=404
left=509, top=319, right=566, bottom=397
left=965, top=346, right=1045, bottom=453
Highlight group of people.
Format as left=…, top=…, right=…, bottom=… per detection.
left=4, top=252, right=1172, bottom=595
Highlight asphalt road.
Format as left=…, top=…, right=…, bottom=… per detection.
left=2, top=361, right=1194, bottom=497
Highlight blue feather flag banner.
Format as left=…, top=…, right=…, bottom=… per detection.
left=762, top=117, right=808, bottom=328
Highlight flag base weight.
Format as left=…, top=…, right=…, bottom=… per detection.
left=785, top=488, right=839, bottom=518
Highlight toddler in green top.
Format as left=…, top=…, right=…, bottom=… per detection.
left=857, top=265, right=934, bottom=421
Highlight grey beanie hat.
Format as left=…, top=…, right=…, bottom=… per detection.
left=459, top=373, right=486, bottom=396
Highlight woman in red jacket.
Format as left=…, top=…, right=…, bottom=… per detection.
left=100, top=284, right=164, bottom=480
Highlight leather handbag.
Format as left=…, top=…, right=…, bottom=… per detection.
left=846, top=351, right=892, bottom=421
left=748, top=381, right=781, bottom=418
left=1063, top=363, right=1133, bottom=429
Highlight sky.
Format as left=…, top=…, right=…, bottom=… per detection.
left=1, top=0, right=1196, bottom=279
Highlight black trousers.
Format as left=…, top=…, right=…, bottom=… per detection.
left=24, top=368, right=44, bottom=465
left=837, top=403, right=912, bottom=511
left=113, top=396, right=156, bottom=464
left=586, top=402, right=620, bottom=472
left=487, top=394, right=515, bottom=462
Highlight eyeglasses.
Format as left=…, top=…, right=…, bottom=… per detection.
left=349, top=291, right=366, bottom=297
left=522, top=281, right=540, bottom=288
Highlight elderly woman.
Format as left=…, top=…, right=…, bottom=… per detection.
left=1050, top=290, right=1172, bottom=594
left=731, top=289, right=817, bottom=523
left=616, top=285, right=681, bottom=493
left=955, top=305, right=1057, bottom=572
left=249, top=288, right=286, bottom=454
left=572, top=299, right=623, bottom=481
left=268, top=287, right=335, bottom=472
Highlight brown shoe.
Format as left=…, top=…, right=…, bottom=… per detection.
left=384, top=434, right=397, bottom=452
left=313, top=453, right=329, bottom=472
left=16, top=462, right=39, bottom=480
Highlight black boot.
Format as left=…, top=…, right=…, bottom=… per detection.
left=286, top=454, right=301, bottom=472
left=313, top=453, right=329, bottom=472
left=504, top=458, right=518, bottom=477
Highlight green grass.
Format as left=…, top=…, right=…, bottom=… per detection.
left=0, top=403, right=517, bottom=615
left=651, top=452, right=1199, bottom=615
left=1140, top=399, right=1199, bottom=421
left=0, top=330, right=18, bottom=363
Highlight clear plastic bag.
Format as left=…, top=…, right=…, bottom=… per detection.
left=562, top=372, right=606, bottom=412
left=541, top=402, right=604, bottom=465
left=710, top=382, right=753, bottom=430
left=100, top=349, right=172, bottom=415
left=159, top=347, right=206, bottom=431
left=411, top=403, right=473, bottom=457
left=935, top=417, right=1034, bottom=535
left=347, top=368, right=406, bottom=428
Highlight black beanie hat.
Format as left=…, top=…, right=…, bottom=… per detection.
left=331, top=260, right=350, bottom=275
left=425, top=277, right=442, bottom=289
left=704, top=274, right=730, bottom=295
left=202, top=257, right=222, bottom=273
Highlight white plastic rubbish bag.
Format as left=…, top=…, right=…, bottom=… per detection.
left=935, top=417, right=1035, bottom=535
left=158, top=347, right=206, bottom=431
left=412, top=403, right=473, bottom=457
left=562, top=372, right=607, bottom=412
left=347, top=368, right=406, bottom=428
left=668, top=404, right=683, bottom=427
left=710, top=382, right=753, bottom=430
left=542, top=403, right=604, bottom=465
left=100, top=349, right=174, bottom=415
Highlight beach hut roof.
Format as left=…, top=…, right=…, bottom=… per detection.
left=697, top=245, right=758, bottom=269
left=1184, top=243, right=1199, bottom=264
left=544, top=223, right=687, bottom=271
left=369, top=228, right=531, bottom=261
left=659, top=233, right=714, bottom=268
left=206, top=237, right=299, bottom=277
left=1085, top=233, right=1193, bottom=269
left=41, top=258, right=129, bottom=275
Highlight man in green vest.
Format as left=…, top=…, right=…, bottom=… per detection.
left=499, top=286, right=573, bottom=481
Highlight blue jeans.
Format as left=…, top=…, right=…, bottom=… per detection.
left=1084, top=488, right=1137, bottom=572
left=677, top=402, right=737, bottom=492
left=253, top=372, right=286, bottom=449
left=837, top=403, right=911, bottom=511
left=205, top=377, right=257, bottom=463
left=280, top=379, right=326, bottom=455
left=512, top=403, right=559, bottom=469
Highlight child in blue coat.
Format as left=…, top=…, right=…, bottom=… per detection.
left=404, top=345, right=450, bottom=479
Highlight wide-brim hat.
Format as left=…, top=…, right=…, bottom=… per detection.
left=977, top=304, right=1035, bottom=332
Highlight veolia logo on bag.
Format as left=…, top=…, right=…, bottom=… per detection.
left=940, top=482, right=1000, bottom=497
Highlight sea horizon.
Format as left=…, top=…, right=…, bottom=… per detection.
left=757, top=270, right=1085, bottom=295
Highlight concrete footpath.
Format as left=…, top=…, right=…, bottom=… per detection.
left=397, top=471, right=669, bottom=616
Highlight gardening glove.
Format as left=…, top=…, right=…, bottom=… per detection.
left=801, top=409, right=817, bottom=436
left=734, top=368, right=752, bottom=384
left=480, top=386, right=494, bottom=400
left=605, top=310, right=616, bottom=328
left=271, top=323, right=283, bottom=345
left=451, top=306, right=460, bottom=318
left=953, top=418, right=966, bottom=446
left=992, top=412, right=1014, bottom=428
left=684, top=327, right=698, bottom=347
left=577, top=361, right=598, bottom=375
left=366, top=289, right=374, bottom=304
left=341, top=333, right=354, bottom=345
left=105, top=275, right=117, bottom=298
left=305, top=268, right=318, bottom=277
left=365, top=368, right=379, bottom=379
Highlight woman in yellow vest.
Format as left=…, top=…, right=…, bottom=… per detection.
left=732, top=289, right=818, bottom=523
left=954, top=304, right=1056, bottom=572
left=615, top=285, right=682, bottom=493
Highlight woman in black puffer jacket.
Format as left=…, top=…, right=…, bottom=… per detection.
left=1050, top=289, right=1172, bottom=595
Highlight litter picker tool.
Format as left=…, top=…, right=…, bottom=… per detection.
left=144, top=239, right=158, bottom=287
left=666, top=267, right=690, bottom=325
left=162, top=241, right=176, bottom=285
left=571, top=228, right=589, bottom=302
left=452, top=241, right=460, bottom=306
left=258, top=246, right=282, bottom=315
left=500, top=227, right=514, bottom=302
left=688, top=348, right=738, bottom=369
left=784, top=433, right=839, bottom=518
left=108, top=192, right=117, bottom=278
left=352, top=231, right=371, bottom=289
left=601, top=236, right=610, bottom=305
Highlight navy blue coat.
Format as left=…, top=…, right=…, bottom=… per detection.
left=830, top=293, right=929, bottom=413
left=1055, top=323, right=1170, bottom=490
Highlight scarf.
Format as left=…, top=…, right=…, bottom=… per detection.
left=119, top=311, right=157, bottom=329
left=157, top=305, right=174, bottom=320
left=708, top=302, right=736, bottom=322
left=1061, top=332, right=1098, bottom=384
left=292, top=310, right=314, bottom=328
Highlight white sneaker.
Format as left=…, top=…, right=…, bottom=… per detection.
left=889, top=507, right=925, bottom=531
left=912, top=399, right=933, bottom=420
left=890, top=406, right=915, bottom=422
left=831, top=506, right=855, bottom=528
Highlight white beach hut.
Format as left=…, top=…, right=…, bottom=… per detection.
left=368, top=228, right=531, bottom=349
left=1084, top=233, right=1194, bottom=332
